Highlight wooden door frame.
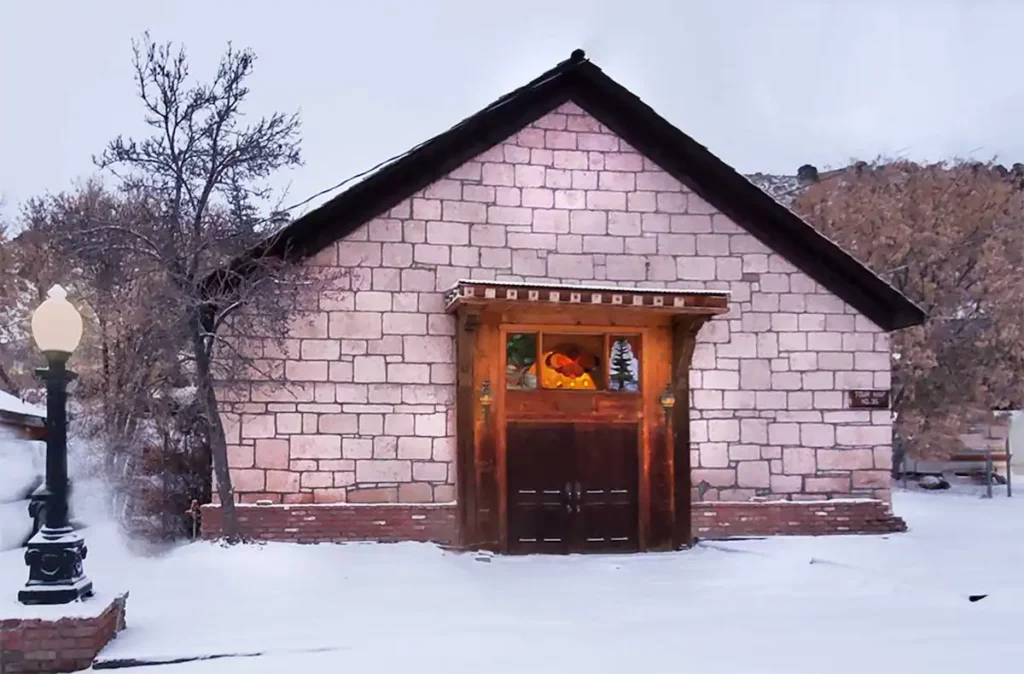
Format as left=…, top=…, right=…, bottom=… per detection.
left=445, top=280, right=727, bottom=553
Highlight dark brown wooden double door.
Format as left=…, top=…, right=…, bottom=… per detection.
left=507, top=421, right=639, bottom=554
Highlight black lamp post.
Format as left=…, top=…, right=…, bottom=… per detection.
left=18, top=285, right=93, bottom=605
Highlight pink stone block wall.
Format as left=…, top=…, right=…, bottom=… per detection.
left=217, top=101, right=893, bottom=505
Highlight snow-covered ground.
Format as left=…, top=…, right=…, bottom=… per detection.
left=2, top=485, right=1023, bottom=673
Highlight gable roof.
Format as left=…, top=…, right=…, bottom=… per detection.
left=237, top=49, right=925, bottom=331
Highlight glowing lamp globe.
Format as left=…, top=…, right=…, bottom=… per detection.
left=31, top=285, right=84, bottom=356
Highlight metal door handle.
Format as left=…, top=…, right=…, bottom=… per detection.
left=564, top=482, right=573, bottom=513
left=573, top=481, right=582, bottom=512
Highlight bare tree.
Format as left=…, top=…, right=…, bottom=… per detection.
left=84, top=34, right=309, bottom=539
left=793, top=160, right=1024, bottom=460
left=0, top=207, right=21, bottom=393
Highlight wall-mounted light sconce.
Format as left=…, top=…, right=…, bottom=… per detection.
left=659, top=384, right=676, bottom=422
left=479, top=380, right=494, bottom=423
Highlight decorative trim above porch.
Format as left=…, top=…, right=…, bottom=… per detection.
left=444, top=279, right=730, bottom=316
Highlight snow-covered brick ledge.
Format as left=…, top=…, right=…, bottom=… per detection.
left=199, top=499, right=904, bottom=546
left=0, top=592, right=128, bottom=673
left=200, top=502, right=456, bottom=545
left=693, top=499, right=906, bottom=539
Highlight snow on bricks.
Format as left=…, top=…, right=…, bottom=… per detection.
left=0, top=593, right=128, bottom=673
left=200, top=503, right=456, bottom=545
left=692, top=500, right=906, bottom=538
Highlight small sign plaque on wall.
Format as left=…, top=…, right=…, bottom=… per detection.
left=847, top=389, right=890, bottom=409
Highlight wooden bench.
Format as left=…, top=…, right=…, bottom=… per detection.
left=946, top=451, right=1012, bottom=498
left=900, top=448, right=1012, bottom=497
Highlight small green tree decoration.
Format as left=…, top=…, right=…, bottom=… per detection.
left=609, top=338, right=637, bottom=391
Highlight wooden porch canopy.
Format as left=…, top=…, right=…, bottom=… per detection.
left=444, top=280, right=730, bottom=553
left=444, top=279, right=730, bottom=317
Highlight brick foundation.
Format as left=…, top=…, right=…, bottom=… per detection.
left=201, top=498, right=904, bottom=546
left=200, top=503, right=457, bottom=544
left=693, top=499, right=906, bottom=539
left=0, top=593, right=128, bottom=674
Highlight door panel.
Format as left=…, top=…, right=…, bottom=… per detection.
left=506, top=422, right=575, bottom=554
left=506, top=420, right=639, bottom=554
left=574, top=423, right=640, bottom=552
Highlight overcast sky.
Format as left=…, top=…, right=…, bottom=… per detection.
left=2, top=0, right=1023, bottom=220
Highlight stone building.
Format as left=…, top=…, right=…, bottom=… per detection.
left=201, top=50, right=925, bottom=552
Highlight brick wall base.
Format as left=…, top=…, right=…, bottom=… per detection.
left=200, top=503, right=457, bottom=545
left=201, top=499, right=904, bottom=547
left=693, top=499, right=907, bottom=539
left=0, top=593, right=128, bottom=674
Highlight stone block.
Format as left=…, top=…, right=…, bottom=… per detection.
left=708, top=419, right=740, bottom=442
left=552, top=150, right=588, bottom=170
left=770, top=474, right=803, bottom=493
left=289, top=312, right=329, bottom=339
left=801, top=423, right=836, bottom=448
left=413, top=461, right=449, bottom=482
left=356, top=459, right=412, bottom=482
left=359, top=414, right=385, bottom=436
left=728, top=444, right=761, bottom=461
left=415, top=412, right=449, bottom=437
left=804, top=476, right=851, bottom=493
left=227, top=444, right=254, bottom=468
left=855, top=352, right=891, bottom=371
left=343, top=437, right=373, bottom=459
left=383, top=312, right=427, bottom=335
left=241, top=414, right=276, bottom=438
left=232, top=469, right=265, bottom=491
left=398, top=436, right=434, bottom=460
left=691, top=468, right=736, bottom=488
left=399, top=482, right=435, bottom=503
left=656, top=192, right=688, bottom=213
left=255, top=439, right=290, bottom=469
left=548, top=254, right=595, bottom=279
left=701, top=369, right=739, bottom=390
left=353, top=355, right=387, bottom=383
left=700, top=443, right=729, bottom=468
left=737, top=461, right=770, bottom=488
left=782, top=446, right=816, bottom=474
left=853, top=470, right=891, bottom=489
left=739, top=418, right=768, bottom=444
left=329, top=312, right=383, bottom=340
left=739, top=359, right=772, bottom=390
left=291, top=435, right=342, bottom=459
left=874, top=446, right=893, bottom=470
left=403, top=336, right=455, bottom=363
left=266, top=470, right=300, bottom=492
left=817, top=448, right=874, bottom=471
left=318, top=414, right=359, bottom=434
left=836, top=425, right=892, bottom=447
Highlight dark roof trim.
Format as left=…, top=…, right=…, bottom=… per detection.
left=0, top=409, right=45, bottom=429
left=226, top=49, right=925, bottom=332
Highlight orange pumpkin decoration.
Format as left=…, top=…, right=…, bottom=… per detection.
left=545, top=344, right=599, bottom=379
left=523, top=343, right=600, bottom=389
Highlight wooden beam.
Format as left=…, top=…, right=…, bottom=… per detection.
left=671, top=316, right=708, bottom=549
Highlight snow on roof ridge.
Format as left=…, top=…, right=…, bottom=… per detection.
left=0, top=390, right=45, bottom=419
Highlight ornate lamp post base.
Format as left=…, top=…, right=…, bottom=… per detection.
left=18, top=529, right=94, bottom=605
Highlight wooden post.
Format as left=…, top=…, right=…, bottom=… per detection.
left=670, top=317, right=707, bottom=549
left=1006, top=436, right=1013, bottom=498
left=454, top=309, right=481, bottom=547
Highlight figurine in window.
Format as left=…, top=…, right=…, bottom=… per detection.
left=527, top=343, right=599, bottom=389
